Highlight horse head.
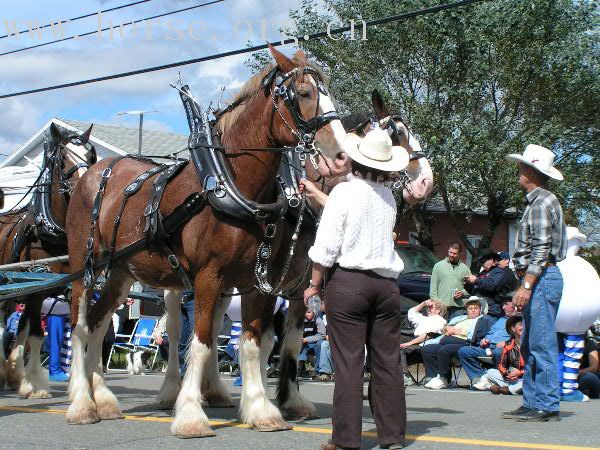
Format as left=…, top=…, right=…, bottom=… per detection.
left=48, top=123, right=97, bottom=190
left=344, top=90, right=434, bottom=205
left=266, top=45, right=349, bottom=178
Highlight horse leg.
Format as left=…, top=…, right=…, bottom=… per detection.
left=156, top=289, right=182, bottom=409
left=20, top=297, right=51, bottom=399
left=6, top=319, right=29, bottom=391
left=66, top=280, right=99, bottom=425
left=277, top=299, right=318, bottom=419
left=171, top=270, right=221, bottom=438
left=87, top=307, right=124, bottom=421
left=239, top=293, right=290, bottom=431
left=0, top=305, right=7, bottom=390
left=201, top=294, right=233, bottom=408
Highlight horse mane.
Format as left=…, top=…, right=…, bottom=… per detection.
left=217, top=55, right=328, bottom=135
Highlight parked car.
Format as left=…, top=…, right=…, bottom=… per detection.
left=395, top=244, right=439, bottom=335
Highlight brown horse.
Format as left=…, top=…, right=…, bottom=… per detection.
left=64, top=46, right=348, bottom=437
left=0, top=124, right=96, bottom=396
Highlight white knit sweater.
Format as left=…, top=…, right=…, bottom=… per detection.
left=308, top=175, right=404, bottom=279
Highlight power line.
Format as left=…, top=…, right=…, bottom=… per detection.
left=1, top=0, right=225, bottom=57
left=0, top=0, right=489, bottom=99
left=0, top=0, right=153, bottom=40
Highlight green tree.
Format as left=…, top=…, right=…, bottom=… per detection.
left=251, top=0, right=599, bottom=258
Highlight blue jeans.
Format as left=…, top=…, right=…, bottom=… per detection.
left=179, top=299, right=195, bottom=370
left=316, top=340, right=334, bottom=374
left=46, top=315, right=66, bottom=376
left=458, top=345, right=503, bottom=380
left=299, top=339, right=322, bottom=364
left=521, top=266, right=563, bottom=412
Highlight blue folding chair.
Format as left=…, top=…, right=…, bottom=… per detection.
left=107, top=317, right=159, bottom=372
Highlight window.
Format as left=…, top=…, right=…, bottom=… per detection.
left=466, top=235, right=482, bottom=267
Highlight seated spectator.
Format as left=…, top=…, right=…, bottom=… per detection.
left=401, top=299, right=447, bottom=348
left=298, top=309, right=326, bottom=378
left=313, top=301, right=334, bottom=382
left=3, top=302, right=24, bottom=358
left=477, top=315, right=524, bottom=395
left=459, top=294, right=516, bottom=388
left=153, top=312, right=169, bottom=363
left=421, top=296, right=493, bottom=389
left=464, top=250, right=517, bottom=319
left=564, top=333, right=599, bottom=401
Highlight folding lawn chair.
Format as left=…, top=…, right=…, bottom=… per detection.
left=107, top=317, right=159, bottom=372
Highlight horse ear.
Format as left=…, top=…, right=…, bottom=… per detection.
left=80, top=124, right=93, bottom=143
left=49, top=123, right=63, bottom=143
left=268, top=44, right=295, bottom=73
left=371, top=89, right=390, bottom=119
left=293, top=49, right=307, bottom=60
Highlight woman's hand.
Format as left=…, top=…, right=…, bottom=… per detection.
left=303, top=286, right=321, bottom=307
left=300, top=179, right=329, bottom=207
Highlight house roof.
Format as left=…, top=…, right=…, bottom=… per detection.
left=61, top=119, right=189, bottom=159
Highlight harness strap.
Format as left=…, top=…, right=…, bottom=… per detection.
left=84, top=156, right=129, bottom=289
left=103, top=164, right=170, bottom=281
left=143, top=160, right=188, bottom=242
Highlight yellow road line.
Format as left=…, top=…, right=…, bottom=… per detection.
left=1, top=405, right=598, bottom=450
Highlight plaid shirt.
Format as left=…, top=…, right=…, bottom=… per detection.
left=513, top=187, right=567, bottom=277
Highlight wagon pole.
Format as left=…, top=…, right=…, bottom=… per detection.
left=0, top=255, right=69, bottom=271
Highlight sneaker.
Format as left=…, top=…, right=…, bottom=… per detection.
left=49, top=372, right=70, bottom=382
left=561, top=390, right=590, bottom=402
left=424, top=375, right=447, bottom=390
left=313, top=373, right=334, bottom=382
left=403, top=374, right=415, bottom=386
left=419, top=376, right=433, bottom=386
left=472, top=376, right=493, bottom=391
left=229, top=367, right=240, bottom=377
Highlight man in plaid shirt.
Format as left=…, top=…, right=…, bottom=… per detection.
left=502, top=144, right=567, bottom=422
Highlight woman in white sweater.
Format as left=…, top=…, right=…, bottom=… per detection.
left=303, top=128, right=409, bottom=450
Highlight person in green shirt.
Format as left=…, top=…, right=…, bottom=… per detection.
left=430, top=242, right=471, bottom=318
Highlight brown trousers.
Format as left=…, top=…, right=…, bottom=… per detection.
left=325, top=266, right=406, bottom=448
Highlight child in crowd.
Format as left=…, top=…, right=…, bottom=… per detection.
left=479, top=315, right=524, bottom=395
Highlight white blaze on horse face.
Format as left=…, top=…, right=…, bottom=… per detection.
left=308, top=77, right=349, bottom=177
left=396, top=123, right=433, bottom=204
left=65, top=142, right=91, bottom=179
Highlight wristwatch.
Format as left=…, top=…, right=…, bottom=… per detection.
left=309, top=280, right=321, bottom=289
left=522, top=281, right=532, bottom=290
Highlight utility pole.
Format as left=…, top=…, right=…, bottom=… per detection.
left=116, top=110, right=157, bottom=155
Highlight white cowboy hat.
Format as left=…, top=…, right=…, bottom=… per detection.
left=566, top=226, right=587, bottom=245
left=464, top=295, right=489, bottom=315
left=343, top=128, right=409, bottom=172
left=505, top=144, right=563, bottom=181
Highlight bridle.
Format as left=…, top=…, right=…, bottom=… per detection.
left=53, top=136, right=97, bottom=195
left=263, top=65, right=340, bottom=179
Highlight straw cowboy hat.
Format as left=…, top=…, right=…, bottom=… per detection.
left=343, top=128, right=409, bottom=172
left=464, top=295, right=489, bottom=315
left=505, top=144, right=563, bottom=181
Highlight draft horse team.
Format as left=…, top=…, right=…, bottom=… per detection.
left=0, top=46, right=433, bottom=439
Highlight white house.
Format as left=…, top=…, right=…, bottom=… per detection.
left=0, top=117, right=188, bottom=212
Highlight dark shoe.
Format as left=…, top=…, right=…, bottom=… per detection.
left=490, top=385, right=510, bottom=395
left=501, top=406, right=531, bottom=419
left=321, top=439, right=359, bottom=450
left=514, top=409, right=560, bottom=422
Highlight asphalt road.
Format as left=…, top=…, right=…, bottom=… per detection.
left=0, top=372, right=598, bottom=450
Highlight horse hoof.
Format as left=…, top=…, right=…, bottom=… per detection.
left=97, top=405, right=124, bottom=420
left=66, top=409, right=100, bottom=425
left=28, top=390, right=52, bottom=399
left=253, top=419, right=293, bottom=432
left=173, top=422, right=216, bottom=439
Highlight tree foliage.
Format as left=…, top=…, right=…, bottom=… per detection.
left=249, top=0, right=599, bottom=253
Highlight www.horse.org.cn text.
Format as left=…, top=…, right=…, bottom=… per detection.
left=2, top=15, right=368, bottom=43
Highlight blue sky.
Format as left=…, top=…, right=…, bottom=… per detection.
left=0, top=0, right=324, bottom=160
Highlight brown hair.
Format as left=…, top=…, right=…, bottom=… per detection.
left=449, top=242, right=462, bottom=252
left=350, top=160, right=392, bottom=182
